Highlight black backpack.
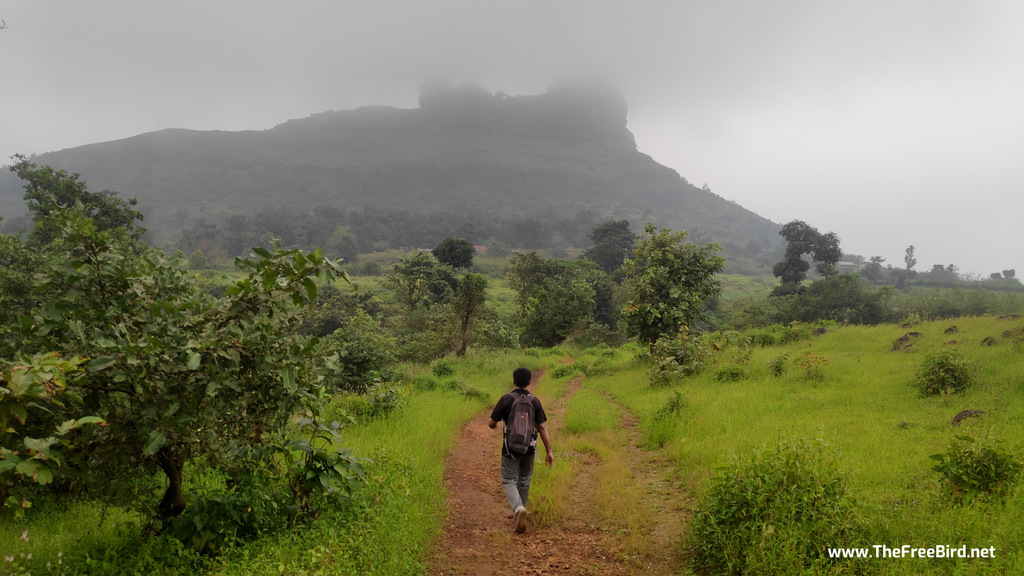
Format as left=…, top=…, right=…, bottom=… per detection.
left=504, top=392, right=536, bottom=455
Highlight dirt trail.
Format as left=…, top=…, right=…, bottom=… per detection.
left=428, top=371, right=690, bottom=575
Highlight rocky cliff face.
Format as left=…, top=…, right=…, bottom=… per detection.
left=0, top=83, right=779, bottom=258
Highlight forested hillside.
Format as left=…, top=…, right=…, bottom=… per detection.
left=0, top=81, right=780, bottom=268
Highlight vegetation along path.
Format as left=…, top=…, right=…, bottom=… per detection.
left=429, top=367, right=690, bottom=575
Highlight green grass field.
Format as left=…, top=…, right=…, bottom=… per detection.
left=3, top=318, right=1022, bottom=575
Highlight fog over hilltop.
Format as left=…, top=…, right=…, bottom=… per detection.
left=1, top=2, right=1021, bottom=276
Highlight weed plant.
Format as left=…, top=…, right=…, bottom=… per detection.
left=643, top=391, right=686, bottom=449
left=931, top=435, right=1023, bottom=500
left=688, top=438, right=863, bottom=575
left=916, top=348, right=976, bottom=396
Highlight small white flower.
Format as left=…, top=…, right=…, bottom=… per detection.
left=5, top=555, right=14, bottom=562
left=26, top=553, right=32, bottom=560
left=20, top=529, right=29, bottom=542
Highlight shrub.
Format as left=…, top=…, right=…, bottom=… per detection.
left=715, top=365, right=747, bottom=382
left=648, top=331, right=711, bottom=386
left=567, top=321, right=627, bottom=348
left=322, top=314, right=397, bottom=393
left=550, top=361, right=588, bottom=379
left=365, top=380, right=406, bottom=418
left=768, top=352, right=790, bottom=377
left=916, top=349, right=975, bottom=396
left=431, top=358, right=455, bottom=377
left=643, top=391, right=686, bottom=449
left=688, top=439, right=863, bottom=575
left=168, top=487, right=287, bottom=554
left=931, top=435, right=1022, bottom=500
left=407, top=374, right=438, bottom=392
left=440, top=378, right=489, bottom=403
left=795, top=354, right=829, bottom=382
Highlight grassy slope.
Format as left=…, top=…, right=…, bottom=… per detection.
left=592, top=316, right=1024, bottom=574
left=4, top=319, right=1021, bottom=574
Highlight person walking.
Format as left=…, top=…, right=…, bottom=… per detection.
left=488, top=367, right=554, bottom=534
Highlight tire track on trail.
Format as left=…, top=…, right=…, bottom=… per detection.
left=428, top=369, right=689, bottom=575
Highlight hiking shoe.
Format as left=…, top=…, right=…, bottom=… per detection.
left=514, top=506, right=527, bottom=534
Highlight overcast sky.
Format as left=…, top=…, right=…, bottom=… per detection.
left=2, top=1, right=1021, bottom=277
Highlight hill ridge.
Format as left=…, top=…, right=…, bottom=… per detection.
left=0, top=82, right=780, bottom=264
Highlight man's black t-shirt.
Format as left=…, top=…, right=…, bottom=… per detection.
left=490, top=388, right=547, bottom=456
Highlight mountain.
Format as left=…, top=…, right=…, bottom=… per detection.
left=0, top=81, right=781, bottom=266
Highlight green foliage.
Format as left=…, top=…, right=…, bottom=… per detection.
left=167, top=481, right=289, bottom=555
left=916, top=348, right=976, bottom=395
left=688, top=439, right=862, bottom=575
left=549, top=361, right=589, bottom=379
left=0, top=189, right=350, bottom=522
left=565, top=321, right=625, bottom=349
left=0, top=353, right=102, bottom=514
left=782, top=273, right=891, bottom=324
left=643, top=391, right=685, bottom=449
left=440, top=378, right=491, bottom=404
left=621, top=223, right=725, bottom=349
left=715, top=365, right=748, bottom=382
left=10, top=155, right=145, bottom=245
left=771, top=220, right=841, bottom=294
left=648, top=329, right=712, bottom=386
left=582, top=219, right=636, bottom=274
left=453, top=273, right=487, bottom=356
left=767, top=352, right=790, bottom=377
left=931, top=436, right=1022, bottom=500
left=746, top=322, right=810, bottom=346
left=188, top=250, right=211, bottom=270
left=432, top=237, right=475, bottom=269
left=384, top=251, right=457, bottom=310
left=794, top=354, right=829, bottom=382
left=322, top=313, right=396, bottom=393
left=363, top=381, right=407, bottom=419
left=284, top=418, right=366, bottom=517
left=407, top=375, right=438, bottom=392
left=508, top=253, right=597, bottom=347
left=431, top=358, right=455, bottom=377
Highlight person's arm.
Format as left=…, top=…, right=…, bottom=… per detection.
left=488, top=394, right=509, bottom=429
left=537, top=422, right=554, bottom=467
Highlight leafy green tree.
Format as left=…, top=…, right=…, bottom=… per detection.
left=507, top=252, right=596, bottom=346
left=1, top=199, right=349, bottom=520
left=384, top=251, right=458, bottom=310
left=10, top=155, right=144, bottom=244
left=771, top=220, right=841, bottom=295
left=454, top=273, right=488, bottom=356
left=518, top=278, right=595, bottom=347
left=790, top=274, right=890, bottom=324
left=433, top=237, right=476, bottom=268
left=583, top=220, right=636, bottom=274
left=321, top=312, right=396, bottom=392
left=620, top=224, right=725, bottom=350
left=1004, top=269, right=1016, bottom=280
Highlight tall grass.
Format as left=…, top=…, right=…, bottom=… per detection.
left=594, top=316, right=1024, bottom=574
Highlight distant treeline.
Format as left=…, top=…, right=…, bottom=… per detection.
left=170, top=205, right=770, bottom=268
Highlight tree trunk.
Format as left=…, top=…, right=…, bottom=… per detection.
left=457, top=315, right=470, bottom=357
left=155, top=445, right=186, bottom=518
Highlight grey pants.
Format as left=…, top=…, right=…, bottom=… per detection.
left=500, top=451, right=535, bottom=512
